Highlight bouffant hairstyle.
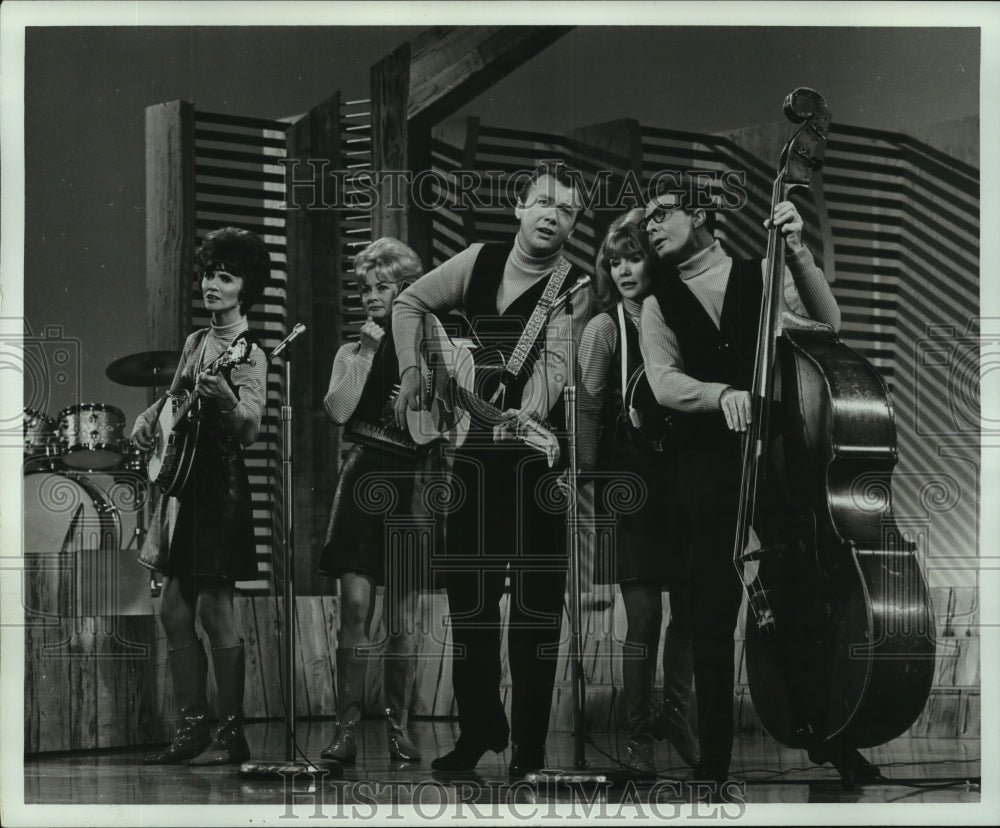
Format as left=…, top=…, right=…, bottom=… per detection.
left=593, top=208, right=656, bottom=312
left=352, top=237, right=423, bottom=289
left=195, top=226, right=271, bottom=315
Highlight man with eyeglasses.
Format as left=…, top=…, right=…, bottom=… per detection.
left=637, top=177, right=856, bottom=788
left=391, top=161, right=592, bottom=777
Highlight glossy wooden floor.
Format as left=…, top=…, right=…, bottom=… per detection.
left=23, top=720, right=980, bottom=808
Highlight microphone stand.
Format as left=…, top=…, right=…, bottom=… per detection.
left=240, top=324, right=326, bottom=779
left=528, top=287, right=629, bottom=787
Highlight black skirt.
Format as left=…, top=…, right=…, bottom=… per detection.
left=318, top=444, right=420, bottom=586
left=592, top=425, right=684, bottom=588
left=160, top=427, right=258, bottom=586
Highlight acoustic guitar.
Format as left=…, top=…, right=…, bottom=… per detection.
left=406, top=313, right=561, bottom=467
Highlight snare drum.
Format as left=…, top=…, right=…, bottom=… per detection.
left=23, top=408, right=65, bottom=471
left=57, top=403, right=127, bottom=471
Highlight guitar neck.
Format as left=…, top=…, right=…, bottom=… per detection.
left=453, top=385, right=550, bottom=441
left=454, top=386, right=504, bottom=425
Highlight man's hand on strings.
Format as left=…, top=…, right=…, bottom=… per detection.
left=393, top=366, right=424, bottom=430
left=764, top=200, right=805, bottom=254
left=720, top=387, right=752, bottom=432
left=493, top=408, right=523, bottom=444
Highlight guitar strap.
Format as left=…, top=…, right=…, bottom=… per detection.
left=490, top=255, right=573, bottom=405
left=617, top=303, right=642, bottom=429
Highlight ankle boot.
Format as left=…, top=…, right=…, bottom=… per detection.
left=622, top=642, right=656, bottom=776
left=191, top=641, right=250, bottom=765
left=624, top=690, right=656, bottom=776
left=652, top=628, right=699, bottom=767
left=321, top=647, right=367, bottom=765
left=144, top=640, right=212, bottom=764
left=384, top=647, right=421, bottom=762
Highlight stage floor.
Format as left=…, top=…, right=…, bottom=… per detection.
left=24, top=721, right=980, bottom=808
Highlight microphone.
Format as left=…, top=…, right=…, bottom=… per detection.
left=269, top=323, right=307, bottom=361
left=544, top=275, right=592, bottom=317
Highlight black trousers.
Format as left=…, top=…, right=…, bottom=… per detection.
left=439, top=446, right=567, bottom=747
left=675, top=438, right=745, bottom=777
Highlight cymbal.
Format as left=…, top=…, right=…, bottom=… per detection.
left=106, top=350, right=180, bottom=387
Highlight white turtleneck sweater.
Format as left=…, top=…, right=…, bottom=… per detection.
left=132, top=317, right=267, bottom=448
left=392, top=235, right=591, bottom=420
left=576, top=298, right=643, bottom=471
left=639, top=241, right=841, bottom=413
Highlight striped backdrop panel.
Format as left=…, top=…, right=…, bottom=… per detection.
left=192, top=110, right=290, bottom=592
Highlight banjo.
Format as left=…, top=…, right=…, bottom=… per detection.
left=147, top=337, right=252, bottom=496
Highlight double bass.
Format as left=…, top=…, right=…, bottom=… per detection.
left=733, top=88, right=935, bottom=775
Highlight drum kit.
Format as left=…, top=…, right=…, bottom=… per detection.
left=22, top=350, right=178, bottom=609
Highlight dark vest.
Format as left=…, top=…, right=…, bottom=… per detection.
left=652, top=257, right=762, bottom=444
left=346, top=327, right=401, bottom=429
left=465, top=243, right=583, bottom=430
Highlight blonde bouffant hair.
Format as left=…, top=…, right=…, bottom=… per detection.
left=353, top=237, right=423, bottom=289
left=592, top=208, right=656, bottom=312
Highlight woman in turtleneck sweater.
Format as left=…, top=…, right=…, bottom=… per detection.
left=131, top=227, right=269, bottom=766
left=577, top=210, right=699, bottom=777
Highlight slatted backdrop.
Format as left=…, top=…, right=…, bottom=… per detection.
left=418, top=115, right=980, bottom=739
left=338, top=98, right=376, bottom=338
left=25, top=108, right=978, bottom=753
left=191, top=110, right=291, bottom=591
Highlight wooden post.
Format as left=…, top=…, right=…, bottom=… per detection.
left=568, top=118, right=643, bottom=241
left=285, top=93, right=343, bottom=595
left=371, top=44, right=412, bottom=245
left=371, top=27, right=572, bottom=266
left=145, top=101, right=195, bottom=355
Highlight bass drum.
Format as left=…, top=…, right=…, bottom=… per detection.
left=23, top=471, right=121, bottom=621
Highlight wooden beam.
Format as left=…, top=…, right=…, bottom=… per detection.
left=568, top=118, right=644, bottom=241
left=371, top=43, right=411, bottom=244
left=406, top=26, right=573, bottom=126
left=372, top=26, right=571, bottom=264
left=145, top=100, right=195, bottom=354
left=285, top=92, right=343, bottom=595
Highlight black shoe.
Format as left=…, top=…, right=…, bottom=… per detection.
left=808, top=745, right=881, bottom=787
left=507, top=742, right=545, bottom=779
left=431, top=733, right=508, bottom=773
left=831, top=749, right=881, bottom=787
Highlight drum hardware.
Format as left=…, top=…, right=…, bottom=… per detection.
left=106, top=349, right=179, bottom=599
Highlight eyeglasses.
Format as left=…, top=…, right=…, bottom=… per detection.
left=639, top=206, right=683, bottom=232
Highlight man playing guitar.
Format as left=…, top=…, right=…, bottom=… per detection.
left=392, top=161, right=592, bottom=777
